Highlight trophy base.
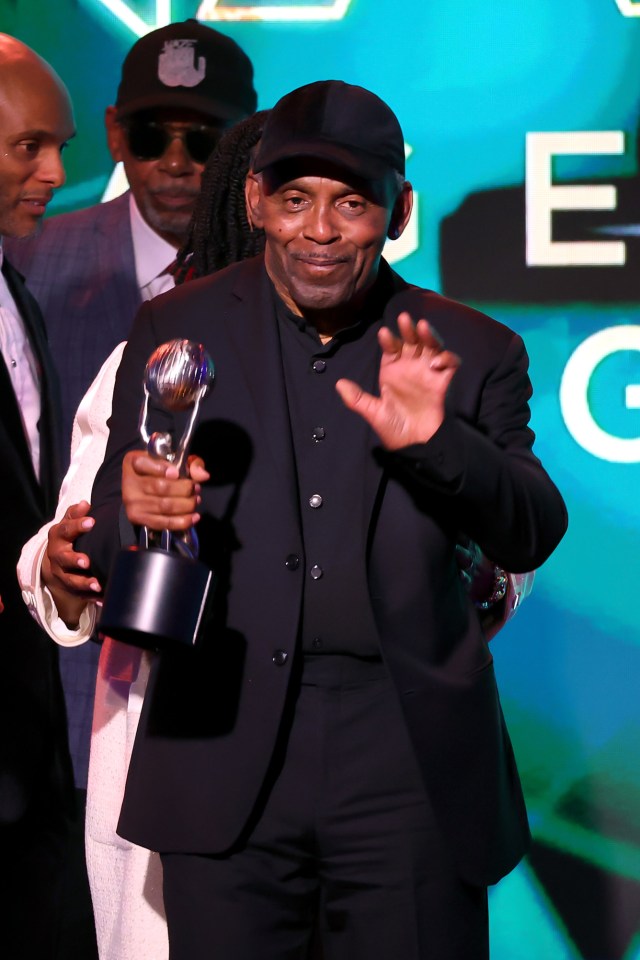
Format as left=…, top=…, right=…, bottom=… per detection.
left=98, top=548, right=214, bottom=649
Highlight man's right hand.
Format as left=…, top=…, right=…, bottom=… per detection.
left=42, top=500, right=102, bottom=626
left=122, top=450, right=210, bottom=531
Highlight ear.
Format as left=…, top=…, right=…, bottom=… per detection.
left=245, top=173, right=265, bottom=230
left=387, top=181, right=413, bottom=240
left=105, top=106, right=126, bottom=163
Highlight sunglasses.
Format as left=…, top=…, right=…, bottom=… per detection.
left=124, top=119, right=223, bottom=165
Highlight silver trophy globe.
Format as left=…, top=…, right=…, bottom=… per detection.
left=99, top=340, right=216, bottom=649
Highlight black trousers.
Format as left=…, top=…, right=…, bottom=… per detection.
left=1, top=797, right=70, bottom=959
left=162, top=655, right=488, bottom=960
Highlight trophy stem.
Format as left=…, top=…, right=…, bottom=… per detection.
left=174, top=387, right=207, bottom=472
left=139, top=387, right=152, bottom=445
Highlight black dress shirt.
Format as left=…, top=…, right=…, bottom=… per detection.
left=274, top=276, right=393, bottom=658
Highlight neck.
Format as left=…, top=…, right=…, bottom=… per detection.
left=267, top=268, right=379, bottom=341
left=302, top=304, right=363, bottom=341
left=157, top=229, right=183, bottom=250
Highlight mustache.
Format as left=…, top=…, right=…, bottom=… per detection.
left=292, top=252, right=351, bottom=263
left=149, top=188, right=199, bottom=200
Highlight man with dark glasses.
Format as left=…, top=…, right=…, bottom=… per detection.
left=6, top=20, right=256, bottom=957
left=9, top=18, right=256, bottom=445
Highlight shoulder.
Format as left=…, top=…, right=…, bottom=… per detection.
left=125, top=257, right=268, bottom=358
left=6, top=195, right=130, bottom=282
left=385, top=272, right=519, bottom=360
left=43, top=192, right=130, bottom=236
left=153, top=255, right=265, bottom=315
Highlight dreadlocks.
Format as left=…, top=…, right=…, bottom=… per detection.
left=174, top=111, right=268, bottom=284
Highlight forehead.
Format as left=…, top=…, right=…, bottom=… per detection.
left=0, top=65, right=73, bottom=138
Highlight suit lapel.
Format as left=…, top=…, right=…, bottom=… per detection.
left=1, top=256, right=60, bottom=509
left=222, top=258, right=300, bottom=513
left=0, top=344, right=36, bottom=484
left=95, top=192, right=142, bottom=342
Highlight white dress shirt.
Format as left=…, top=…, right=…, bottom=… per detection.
left=129, top=194, right=177, bottom=302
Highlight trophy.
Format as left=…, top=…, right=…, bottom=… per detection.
left=99, top=339, right=215, bottom=649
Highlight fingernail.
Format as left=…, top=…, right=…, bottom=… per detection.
left=81, top=518, right=95, bottom=529
left=90, top=582, right=101, bottom=592
left=77, top=557, right=89, bottom=569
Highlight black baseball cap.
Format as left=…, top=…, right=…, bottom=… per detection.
left=252, top=80, right=405, bottom=181
left=115, top=20, right=257, bottom=123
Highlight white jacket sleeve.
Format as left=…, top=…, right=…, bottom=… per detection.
left=17, top=342, right=127, bottom=646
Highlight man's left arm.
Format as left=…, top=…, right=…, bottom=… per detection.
left=398, top=333, right=566, bottom=571
left=337, top=312, right=567, bottom=573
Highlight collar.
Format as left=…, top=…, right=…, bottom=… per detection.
left=272, top=265, right=396, bottom=346
left=129, top=193, right=177, bottom=290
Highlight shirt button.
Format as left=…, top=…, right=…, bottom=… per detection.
left=309, top=494, right=323, bottom=509
left=312, top=359, right=326, bottom=373
left=310, top=565, right=323, bottom=580
left=285, top=554, right=300, bottom=570
left=312, top=426, right=326, bottom=442
left=273, top=650, right=288, bottom=666
left=312, top=637, right=323, bottom=649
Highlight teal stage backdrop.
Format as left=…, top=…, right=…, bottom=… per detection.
left=2, top=1, right=640, bottom=957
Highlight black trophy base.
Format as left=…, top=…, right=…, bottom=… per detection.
left=98, top=548, right=214, bottom=649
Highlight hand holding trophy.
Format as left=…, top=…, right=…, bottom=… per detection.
left=99, top=340, right=215, bottom=649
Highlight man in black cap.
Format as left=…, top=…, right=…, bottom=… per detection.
left=82, top=80, right=567, bottom=959
left=6, top=21, right=256, bottom=956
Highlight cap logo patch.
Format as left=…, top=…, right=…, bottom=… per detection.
left=158, top=39, right=206, bottom=88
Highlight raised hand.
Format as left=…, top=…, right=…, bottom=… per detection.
left=122, top=450, right=210, bottom=532
left=335, top=311, right=460, bottom=450
left=41, top=500, right=102, bottom=626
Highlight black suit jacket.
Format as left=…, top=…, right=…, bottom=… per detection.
left=84, top=255, right=567, bottom=887
left=0, top=255, right=74, bottom=828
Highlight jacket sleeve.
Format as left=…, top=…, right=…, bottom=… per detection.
left=390, top=331, right=568, bottom=571
left=16, top=344, right=127, bottom=643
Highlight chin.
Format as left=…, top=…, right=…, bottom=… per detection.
left=10, top=219, right=42, bottom=241
left=145, top=208, right=190, bottom=244
left=292, top=284, right=349, bottom=313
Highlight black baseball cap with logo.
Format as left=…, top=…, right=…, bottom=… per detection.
left=253, top=80, right=405, bottom=182
left=115, top=19, right=257, bottom=123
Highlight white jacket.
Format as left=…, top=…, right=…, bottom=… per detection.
left=17, top=342, right=168, bottom=960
